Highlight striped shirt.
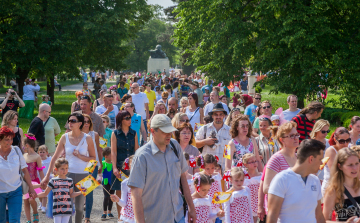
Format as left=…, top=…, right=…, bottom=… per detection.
left=291, top=114, right=315, bottom=143
left=266, top=151, right=290, bottom=173
left=48, top=177, right=74, bottom=216
left=255, top=134, right=281, bottom=166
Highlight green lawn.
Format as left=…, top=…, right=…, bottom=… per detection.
left=0, top=80, right=82, bottom=94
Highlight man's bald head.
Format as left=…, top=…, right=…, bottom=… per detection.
left=39, top=103, right=50, bottom=112
left=168, top=97, right=178, bottom=112
left=131, top=83, right=140, bottom=94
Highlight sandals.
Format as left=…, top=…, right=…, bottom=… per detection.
left=33, top=213, right=39, bottom=222
left=26, top=221, right=31, bottom=223
left=84, top=219, right=91, bottom=223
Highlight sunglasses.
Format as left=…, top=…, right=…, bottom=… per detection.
left=124, top=116, right=131, bottom=121
left=283, top=133, right=300, bottom=139
left=180, top=119, right=190, bottom=123
left=68, top=119, right=79, bottom=123
left=162, top=98, right=167, bottom=100
left=259, top=117, right=270, bottom=121
left=336, top=138, right=351, bottom=144
left=262, top=106, right=271, bottom=109
left=232, top=108, right=240, bottom=112
left=84, top=120, right=91, bottom=124
left=255, top=98, right=261, bottom=100
left=320, top=130, right=330, bottom=134
left=80, top=96, right=90, bottom=100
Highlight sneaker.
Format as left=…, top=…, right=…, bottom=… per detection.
left=37, top=204, right=42, bottom=211
left=108, top=213, right=115, bottom=219
left=101, top=214, right=107, bottom=221
left=41, top=206, right=46, bottom=214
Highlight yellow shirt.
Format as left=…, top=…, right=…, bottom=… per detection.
left=145, top=90, right=156, bottom=111
left=118, top=83, right=130, bottom=91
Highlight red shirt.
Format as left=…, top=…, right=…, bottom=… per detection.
left=291, top=114, right=315, bottom=143
left=242, top=94, right=253, bottom=106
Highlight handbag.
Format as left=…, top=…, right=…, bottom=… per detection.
left=14, top=146, right=29, bottom=194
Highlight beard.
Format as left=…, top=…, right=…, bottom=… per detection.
left=169, top=108, right=176, bottom=114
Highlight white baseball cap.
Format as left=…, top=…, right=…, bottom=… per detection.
left=150, top=114, right=178, bottom=133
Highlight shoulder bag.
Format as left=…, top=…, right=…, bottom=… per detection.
left=344, top=186, right=360, bottom=212
left=14, top=146, right=29, bottom=194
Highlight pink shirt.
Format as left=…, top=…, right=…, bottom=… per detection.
left=266, top=151, right=290, bottom=173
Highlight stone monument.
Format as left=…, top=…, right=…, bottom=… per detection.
left=147, top=45, right=170, bottom=75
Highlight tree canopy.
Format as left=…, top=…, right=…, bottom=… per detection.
left=173, top=0, right=360, bottom=109
left=0, top=0, right=152, bottom=102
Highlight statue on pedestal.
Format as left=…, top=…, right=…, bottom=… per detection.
left=149, top=45, right=167, bottom=58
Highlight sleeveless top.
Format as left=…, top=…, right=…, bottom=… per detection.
left=88, top=131, right=99, bottom=166
left=231, top=138, right=254, bottom=167
left=12, top=128, right=21, bottom=148
left=335, top=196, right=360, bottom=221
left=185, top=107, right=201, bottom=131
left=65, top=133, right=89, bottom=174
left=322, top=146, right=337, bottom=195
left=27, top=162, right=40, bottom=183
left=73, top=101, right=81, bottom=112
left=114, top=128, right=136, bottom=169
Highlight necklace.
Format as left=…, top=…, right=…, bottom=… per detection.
left=0, top=149, right=11, bottom=160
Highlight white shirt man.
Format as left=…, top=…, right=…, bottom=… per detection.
left=195, top=103, right=231, bottom=169
left=267, top=139, right=326, bottom=223
left=203, top=91, right=230, bottom=116
left=130, top=83, right=149, bottom=121
left=283, top=95, right=301, bottom=121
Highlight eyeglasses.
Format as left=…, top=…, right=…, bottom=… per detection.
left=255, top=98, right=262, bottom=100
left=320, top=130, right=330, bottom=134
left=247, top=161, right=258, bottom=165
left=180, top=132, right=192, bottom=136
left=124, top=116, right=131, bottom=121
left=84, top=120, right=91, bottom=124
left=240, top=124, right=249, bottom=129
left=282, top=134, right=300, bottom=139
left=131, top=87, right=138, bottom=89
left=68, top=119, right=79, bottom=123
left=180, top=119, right=190, bottom=123
left=336, top=138, right=351, bottom=144
left=262, top=106, right=271, bottom=109
left=102, top=121, right=107, bottom=123
left=45, top=111, right=51, bottom=114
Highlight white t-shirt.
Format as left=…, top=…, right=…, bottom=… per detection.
left=203, top=102, right=230, bottom=116
left=95, top=105, right=119, bottom=129
left=131, top=92, right=149, bottom=120
left=283, top=109, right=301, bottom=121
left=268, top=168, right=322, bottom=223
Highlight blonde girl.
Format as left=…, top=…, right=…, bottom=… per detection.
left=224, top=167, right=254, bottom=223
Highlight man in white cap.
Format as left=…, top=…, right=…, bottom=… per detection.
left=128, top=114, right=196, bottom=223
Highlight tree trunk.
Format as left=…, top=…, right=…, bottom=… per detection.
left=15, top=67, right=30, bottom=98
left=47, top=73, right=55, bottom=105
left=298, top=97, right=305, bottom=109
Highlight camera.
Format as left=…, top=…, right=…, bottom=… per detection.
left=11, top=92, right=15, bottom=95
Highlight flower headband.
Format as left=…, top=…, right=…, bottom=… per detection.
left=123, top=158, right=130, bottom=170
left=194, top=174, right=201, bottom=192
left=197, top=155, right=204, bottom=169
left=189, top=155, right=196, bottom=168
left=243, top=169, right=251, bottom=179
left=24, top=134, right=36, bottom=141
left=214, top=155, right=219, bottom=162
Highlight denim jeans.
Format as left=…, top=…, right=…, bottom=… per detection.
left=85, top=166, right=99, bottom=218
left=0, top=185, right=23, bottom=223
left=175, top=216, right=185, bottom=223
left=141, top=119, right=148, bottom=146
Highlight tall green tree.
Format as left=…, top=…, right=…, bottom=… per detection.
left=173, top=0, right=257, bottom=84
left=0, top=0, right=152, bottom=103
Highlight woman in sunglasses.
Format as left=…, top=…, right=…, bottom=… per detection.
left=82, top=114, right=102, bottom=223
left=41, top=112, right=96, bottom=223
left=174, top=122, right=200, bottom=174
left=110, top=110, right=139, bottom=220
left=321, top=127, right=351, bottom=196
left=224, top=108, right=241, bottom=127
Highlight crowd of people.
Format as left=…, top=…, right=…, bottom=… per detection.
left=1, top=71, right=360, bottom=223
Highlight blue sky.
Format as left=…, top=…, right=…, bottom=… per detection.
left=147, top=0, right=174, bottom=8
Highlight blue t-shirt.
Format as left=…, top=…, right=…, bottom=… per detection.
left=181, top=85, right=190, bottom=97
left=117, top=88, right=128, bottom=99
left=283, top=109, right=301, bottom=121
left=244, top=104, right=258, bottom=123
left=130, top=113, right=142, bottom=145
left=240, top=80, right=248, bottom=91
left=201, top=85, right=212, bottom=94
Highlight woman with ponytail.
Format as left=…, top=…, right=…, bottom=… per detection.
left=349, top=116, right=360, bottom=146
left=322, top=127, right=351, bottom=196
left=323, top=148, right=360, bottom=221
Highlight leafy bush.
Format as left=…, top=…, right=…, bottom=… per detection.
left=321, top=108, right=348, bottom=123
left=255, top=85, right=262, bottom=93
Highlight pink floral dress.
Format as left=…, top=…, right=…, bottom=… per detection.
left=224, top=188, right=254, bottom=223
left=231, top=138, right=254, bottom=167
left=244, top=175, right=261, bottom=216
